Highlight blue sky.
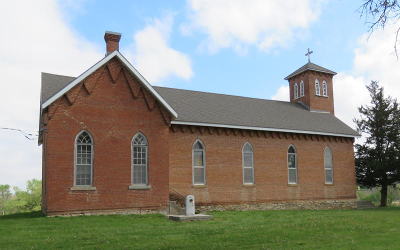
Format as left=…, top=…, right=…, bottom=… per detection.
left=61, top=0, right=365, bottom=99
left=1, top=0, right=400, bottom=188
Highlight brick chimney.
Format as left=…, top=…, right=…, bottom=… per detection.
left=104, top=31, right=121, bottom=55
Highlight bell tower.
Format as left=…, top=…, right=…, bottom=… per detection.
left=284, top=50, right=336, bottom=114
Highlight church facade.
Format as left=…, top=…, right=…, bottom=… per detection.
left=39, top=32, right=358, bottom=216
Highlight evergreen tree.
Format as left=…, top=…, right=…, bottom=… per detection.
left=355, top=81, right=400, bottom=207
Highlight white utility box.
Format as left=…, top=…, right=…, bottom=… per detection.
left=185, top=195, right=195, bottom=216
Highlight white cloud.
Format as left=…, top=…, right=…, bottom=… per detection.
left=333, top=73, right=368, bottom=126
left=126, top=15, right=193, bottom=84
left=0, top=0, right=102, bottom=188
left=183, top=0, right=323, bottom=53
left=334, top=22, right=400, bottom=128
left=271, top=85, right=289, bottom=102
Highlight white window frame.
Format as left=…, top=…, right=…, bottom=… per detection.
left=132, top=132, right=149, bottom=186
left=242, top=142, right=254, bottom=185
left=324, top=147, right=333, bottom=184
left=300, top=81, right=305, bottom=97
left=294, top=83, right=299, bottom=99
left=315, top=79, right=321, bottom=96
left=74, top=130, right=94, bottom=187
left=192, top=139, right=206, bottom=185
left=322, top=80, right=328, bottom=97
left=287, top=145, right=298, bottom=184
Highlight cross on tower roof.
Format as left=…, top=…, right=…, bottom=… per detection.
left=305, top=48, right=313, bottom=62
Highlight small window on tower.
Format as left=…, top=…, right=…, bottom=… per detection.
left=322, top=81, right=328, bottom=97
left=315, top=79, right=321, bottom=96
left=300, top=81, right=304, bottom=97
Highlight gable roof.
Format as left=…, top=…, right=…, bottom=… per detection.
left=41, top=68, right=358, bottom=138
left=284, top=62, right=337, bottom=80
left=40, top=51, right=178, bottom=118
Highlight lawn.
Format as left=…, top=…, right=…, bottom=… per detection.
left=1, top=208, right=399, bottom=249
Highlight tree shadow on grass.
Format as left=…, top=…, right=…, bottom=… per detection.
left=0, top=211, right=44, bottom=220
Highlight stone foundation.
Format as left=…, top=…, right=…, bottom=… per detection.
left=196, top=199, right=357, bottom=212
left=46, top=199, right=357, bottom=216
left=46, top=207, right=167, bottom=217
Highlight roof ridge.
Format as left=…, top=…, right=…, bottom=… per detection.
left=154, top=86, right=292, bottom=105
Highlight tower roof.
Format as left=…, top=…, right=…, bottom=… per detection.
left=284, top=62, right=336, bottom=80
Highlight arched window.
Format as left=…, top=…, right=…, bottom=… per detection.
left=294, top=83, right=299, bottom=99
left=315, top=79, right=321, bottom=96
left=324, top=147, right=333, bottom=184
left=300, top=81, right=304, bottom=97
left=242, top=142, right=254, bottom=184
left=193, top=140, right=206, bottom=185
left=75, top=131, right=93, bottom=186
left=287, top=145, right=297, bottom=184
left=132, top=133, right=148, bottom=185
left=322, top=81, right=328, bottom=96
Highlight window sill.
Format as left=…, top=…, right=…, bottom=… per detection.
left=129, top=185, right=151, bottom=190
left=287, top=183, right=298, bottom=187
left=70, top=186, right=96, bottom=191
left=324, top=183, right=334, bottom=186
left=242, top=184, right=255, bottom=187
left=192, top=184, right=207, bottom=188
left=315, top=94, right=328, bottom=98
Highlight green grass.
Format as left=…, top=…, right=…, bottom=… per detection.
left=1, top=208, right=400, bottom=249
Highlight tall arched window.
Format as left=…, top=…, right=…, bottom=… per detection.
left=132, top=133, right=148, bottom=185
left=315, top=79, right=321, bottom=96
left=288, top=145, right=297, bottom=184
left=300, top=81, right=304, bottom=97
left=294, top=83, right=299, bottom=99
left=193, top=140, right=206, bottom=185
left=242, top=142, right=254, bottom=184
left=324, top=147, right=333, bottom=184
left=75, top=131, right=93, bottom=186
left=322, top=80, right=328, bottom=97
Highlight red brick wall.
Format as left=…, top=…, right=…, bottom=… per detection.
left=169, top=126, right=356, bottom=205
left=289, top=71, right=335, bottom=114
left=42, top=58, right=355, bottom=214
left=42, top=58, right=170, bottom=215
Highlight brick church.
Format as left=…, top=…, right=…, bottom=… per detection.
left=39, top=32, right=359, bottom=216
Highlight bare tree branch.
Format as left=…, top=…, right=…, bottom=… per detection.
left=360, top=0, right=400, bottom=58
left=1, top=128, right=38, bottom=140
left=395, top=26, right=400, bottom=59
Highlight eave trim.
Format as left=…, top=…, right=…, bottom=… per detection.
left=171, top=121, right=360, bottom=138
left=284, top=68, right=337, bottom=80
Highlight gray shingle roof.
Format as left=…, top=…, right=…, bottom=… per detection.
left=154, top=87, right=358, bottom=137
left=41, top=73, right=75, bottom=104
left=284, top=62, right=337, bottom=80
left=40, top=73, right=358, bottom=137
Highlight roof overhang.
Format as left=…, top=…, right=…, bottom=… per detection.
left=41, top=51, right=178, bottom=119
left=284, top=65, right=337, bottom=80
left=171, top=121, right=360, bottom=138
